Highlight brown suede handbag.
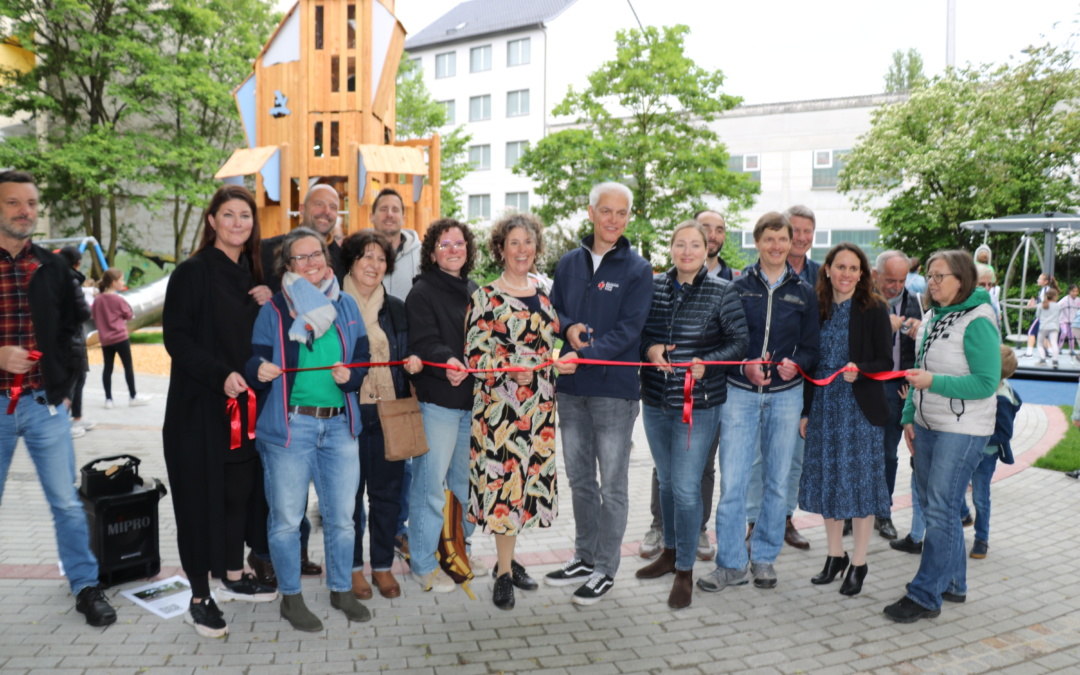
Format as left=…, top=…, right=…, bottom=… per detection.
left=377, top=385, right=429, bottom=461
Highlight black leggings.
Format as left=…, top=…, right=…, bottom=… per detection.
left=189, top=457, right=264, bottom=599
left=101, top=339, right=136, bottom=401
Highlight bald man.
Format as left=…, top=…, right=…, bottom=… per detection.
left=260, top=184, right=346, bottom=293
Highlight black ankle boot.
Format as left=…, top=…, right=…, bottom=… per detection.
left=493, top=572, right=515, bottom=610
left=811, top=553, right=848, bottom=585
left=839, top=563, right=868, bottom=596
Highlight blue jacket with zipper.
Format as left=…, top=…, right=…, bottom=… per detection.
left=640, top=267, right=749, bottom=410
left=245, top=291, right=370, bottom=447
left=550, top=234, right=653, bottom=400
left=727, top=261, right=820, bottom=394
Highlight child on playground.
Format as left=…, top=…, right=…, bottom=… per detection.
left=1059, top=284, right=1080, bottom=356
left=91, top=268, right=151, bottom=408
left=1036, top=287, right=1062, bottom=367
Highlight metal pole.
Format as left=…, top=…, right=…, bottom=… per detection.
left=1044, top=228, right=1056, bottom=279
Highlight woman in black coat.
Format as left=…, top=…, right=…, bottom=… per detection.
left=162, top=185, right=276, bottom=638
left=798, top=242, right=892, bottom=597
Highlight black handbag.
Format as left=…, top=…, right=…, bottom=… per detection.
left=80, top=454, right=141, bottom=498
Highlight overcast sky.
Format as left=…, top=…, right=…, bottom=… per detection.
left=378, top=0, right=1079, bottom=104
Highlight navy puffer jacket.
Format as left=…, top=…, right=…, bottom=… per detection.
left=640, top=267, right=749, bottom=410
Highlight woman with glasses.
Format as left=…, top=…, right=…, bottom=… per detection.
left=245, top=227, right=372, bottom=632
left=405, top=219, right=480, bottom=594
left=883, top=250, right=1000, bottom=623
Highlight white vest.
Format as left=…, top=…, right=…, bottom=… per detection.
left=912, top=303, right=998, bottom=436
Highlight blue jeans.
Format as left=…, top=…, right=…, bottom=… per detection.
left=715, top=385, right=802, bottom=570
left=909, top=471, right=926, bottom=541
left=0, top=391, right=100, bottom=594
left=882, top=380, right=905, bottom=500
left=558, top=393, right=639, bottom=577
left=258, top=413, right=359, bottom=595
left=353, top=405, right=403, bottom=571
left=907, top=423, right=989, bottom=610
left=643, top=404, right=722, bottom=570
left=410, top=402, right=473, bottom=577
left=971, top=450, right=998, bottom=543
left=746, top=435, right=804, bottom=523
left=396, top=458, right=412, bottom=537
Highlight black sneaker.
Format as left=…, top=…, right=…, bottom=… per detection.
left=889, top=534, right=924, bottom=554
left=544, top=558, right=594, bottom=587
left=75, top=585, right=116, bottom=627
left=185, top=597, right=228, bottom=638
left=218, top=572, right=278, bottom=602
left=493, top=560, right=539, bottom=591
left=571, top=572, right=614, bottom=606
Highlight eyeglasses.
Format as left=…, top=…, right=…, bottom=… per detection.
left=289, top=250, right=325, bottom=264
left=437, top=240, right=467, bottom=251
left=925, top=273, right=957, bottom=284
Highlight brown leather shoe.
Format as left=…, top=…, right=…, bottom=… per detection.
left=300, top=548, right=323, bottom=576
left=784, top=517, right=810, bottom=550
left=352, top=570, right=373, bottom=600
left=371, top=570, right=401, bottom=598
left=635, top=548, right=676, bottom=579
left=668, top=569, right=693, bottom=609
left=247, top=551, right=277, bottom=589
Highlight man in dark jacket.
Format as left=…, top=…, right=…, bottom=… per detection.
left=699, top=212, right=820, bottom=594
left=0, top=170, right=116, bottom=626
left=545, top=182, right=653, bottom=606
left=874, top=250, right=926, bottom=550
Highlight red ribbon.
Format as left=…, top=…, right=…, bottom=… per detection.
left=227, top=387, right=256, bottom=450
left=682, top=370, right=695, bottom=450
left=6, top=350, right=43, bottom=414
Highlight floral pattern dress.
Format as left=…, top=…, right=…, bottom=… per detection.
left=465, top=285, right=559, bottom=535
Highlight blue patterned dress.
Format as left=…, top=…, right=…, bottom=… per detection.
left=799, top=300, right=891, bottom=520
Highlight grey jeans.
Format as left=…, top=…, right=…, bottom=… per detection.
left=557, top=393, right=640, bottom=577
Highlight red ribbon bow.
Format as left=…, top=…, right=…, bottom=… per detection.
left=6, top=350, right=43, bottom=414
left=227, top=387, right=256, bottom=450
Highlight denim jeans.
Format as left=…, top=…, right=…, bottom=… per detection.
left=882, top=380, right=905, bottom=500
left=258, top=412, right=359, bottom=595
left=643, top=404, right=722, bottom=570
left=715, top=385, right=802, bottom=570
left=970, top=450, right=998, bottom=543
left=909, top=471, right=926, bottom=541
left=410, top=402, right=473, bottom=577
left=907, top=423, right=989, bottom=610
left=396, top=458, right=412, bottom=537
left=0, top=391, right=100, bottom=594
left=745, top=432, right=804, bottom=523
left=558, top=393, right=639, bottom=577
left=353, top=405, right=404, bottom=571
left=648, top=421, right=718, bottom=533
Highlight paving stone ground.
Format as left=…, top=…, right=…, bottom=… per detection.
left=0, top=365, right=1077, bottom=674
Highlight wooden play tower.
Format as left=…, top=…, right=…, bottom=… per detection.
left=215, top=0, right=439, bottom=238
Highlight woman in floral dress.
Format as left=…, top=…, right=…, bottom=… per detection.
left=466, top=212, right=559, bottom=610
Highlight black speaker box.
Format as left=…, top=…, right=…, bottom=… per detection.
left=79, top=478, right=167, bottom=587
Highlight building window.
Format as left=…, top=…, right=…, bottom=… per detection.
left=331, top=55, right=340, bottom=92
left=505, top=140, right=527, bottom=168
left=435, top=51, right=456, bottom=78
left=505, top=192, right=529, bottom=212
left=469, top=144, right=491, bottom=170
left=813, top=230, right=831, bottom=248
left=469, top=94, right=491, bottom=121
left=313, top=121, right=323, bottom=157
left=727, top=154, right=761, bottom=183
left=347, top=56, right=355, bottom=92
left=470, top=44, right=492, bottom=72
left=741, top=231, right=756, bottom=248
left=314, top=5, right=324, bottom=50
left=507, top=38, right=530, bottom=66
left=812, top=149, right=849, bottom=188
left=440, top=100, right=456, bottom=125
left=506, top=89, right=529, bottom=117
left=468, top=194, right=491, bottom=220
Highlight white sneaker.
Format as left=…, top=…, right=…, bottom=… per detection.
left=70, top=425, right=86, bottom=439
left=696, top=531, right=717, bottom=561
left=104, top=399, right=114, bottom=410
left=129, top=394, right=152, bottom=407
left=412, top=569, right=455, bottom=593
left=72, top=418, right=97, bottom=431
left=468, top=554, right=488, bottom=576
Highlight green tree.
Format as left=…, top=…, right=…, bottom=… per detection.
left=396, top=53, right=471, bottom=219
left=151, top=0, right=279, bottom=262
left=514, top=24, right=758, bottom=257
left=883, top=48, right=927, bottom=93
left=0, top=0, right=168, bottom=265
left=840, top=44, right=1080, bottom=258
